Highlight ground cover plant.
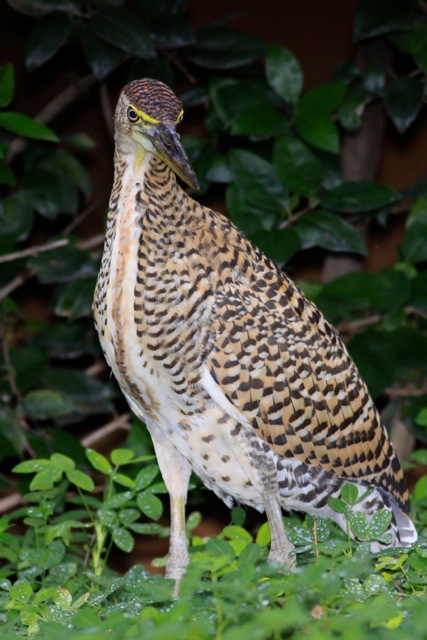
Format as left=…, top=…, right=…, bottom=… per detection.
left=1, top=0, right=427, bottom=637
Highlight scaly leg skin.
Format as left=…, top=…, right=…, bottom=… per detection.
left=148, top=430, right=192, bottom=590
left=238, top=427, right=295, bottom=569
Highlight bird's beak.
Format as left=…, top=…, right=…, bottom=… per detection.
left=134, top=122, right=199, bottom=190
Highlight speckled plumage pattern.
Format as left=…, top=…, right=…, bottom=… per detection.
left=94, top=78, right=416, bottom=578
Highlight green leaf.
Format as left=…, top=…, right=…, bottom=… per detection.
left=13, top=458, right=53, bottom=473
left=402, top=195, right=427, bottom=263
left=55, top=276, right=97, bottom=319
left=328, top=497, right=348, bottom=514
left=347, top=330, right=397, bottom=398
left=66, top=469, right=95, bottom=492
left=296, top=83, right=346, bottom=153
left=136, top=491, right=163, bottom=521
left=186, top=26, right=263, bottom=70
left=112, top=526, right=134, bottom=553
left=0, top=63, right=14, bottom=108
left=86, top=448, right=112, bottom=474
left=21, top=540, right=65, bottom=571
left=209, top=78, right=275, bottom=130
left=50, top=453, right=74, bottom=472
left=354, top=0, right=420, bottom=41
left=338, top=85, right=371, bottom=132
left=42, top=368, right=114, bottom=415
left=53, top=587, right=72, bottom=610
left=149, top=16, right=196, bottom=48
left=111, top=472, right=135, bottom=489
left=265, top=44, right=303, bottom=105
left=273, top=135, right=322, bottom=197
left=320, top=181, right=400, bottom=213
left=415, top=410, right=427, bottom=428
left=26, top=12, right=70, bottom=72
left=250, top=228, right=300, bottom=265
left=10, top=582, right=33, bottom=603
left=81, top=29, right=123, bottom=80
left=341, top=484, right=360, bottom=506
left=111, top=448, right=135, bottom=466
left=294, top=210, right=367, bottom=255
left=30, top=467, right=62, bottom=490
left=0, top=191, right=33, bottom=243
left=410, top=19, right=427, bottom=75
left=206, top=537, right=235, bottom=560
left=0, top=112, right=58, bottom=141
left=369, top=509, right=392, bottom=538
left=30, top=245, right=97, bottom=284
left=384, top=77, right=424, bottom=133
left=134, top=464, right=160, bottom=491
left=231, top=104, right=287, bottom=137
left=91, top=8, right=155, bottom=59
left=227, top=149, right=288, bottom=234
left=222, top=525, right=253, bottom=543
left=23, top=389, right=73, bottom=420
left=255, top=521, right=270, bottom=546
left=104, top=491, right=134, bottom=510
left=0, top=160, right=16, bottom=186
left=348, top=511, right=369, bottom=540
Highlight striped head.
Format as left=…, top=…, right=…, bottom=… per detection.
left=114, top=78, right=198, bottom=189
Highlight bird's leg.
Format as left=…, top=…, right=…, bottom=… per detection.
left=149, top=432, right=192, bottom=585
left=237, top=427, right=295, bottom=568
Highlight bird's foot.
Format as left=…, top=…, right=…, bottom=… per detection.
left=268, top=538, right=296, bottom=571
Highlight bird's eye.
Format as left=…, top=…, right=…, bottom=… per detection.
left=127, top=106, right=139, bottom=123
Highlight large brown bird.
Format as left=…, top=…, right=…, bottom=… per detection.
left=94, top=78, right=417, bottom=581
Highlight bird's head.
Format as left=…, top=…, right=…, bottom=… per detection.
left=115, top=78, right=199, bottom=190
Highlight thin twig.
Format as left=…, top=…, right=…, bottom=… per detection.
left=0, top=270, right=33, bottom=302
left=62, top=199, right=102, bottom=236
left=163, top=50, right=197, bottom=85
left=336, top=315, right=380, bottom=335
left=385, top=386, right=427, bottom=398
left=79, top=234, right=105, bottom=251
left=0, top=238, right=69, bottom=264
left=80, top=413, right=131, bottom=448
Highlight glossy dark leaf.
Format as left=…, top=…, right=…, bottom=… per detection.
left=354, top=0, right=420, bottom=41
left=369, top=269, right=411, bottom=315
left=409, top=271, right=427, bottom=312
left=30, top=245, right=97, bottom=284
left=265, top=44, right=303, bottom=104
left=411, top=19, right=427, bottom=75
left=55, top=276, right=97, bottom=319
left=0, top=191, right=33, bottom=243
left=23, top=168, right=71, bottom=219
left=23, top=389, right=74, bottom=420
left=384, top=77, right=424, bottom=133
left=273, top=136, right=322, bottom=197
left=294, top=210, right=366, bottom=255
left=391, top=327, right=427, bottom=375
left=338, top=85, right=371, bottom=132
left=0, top=112, right=58, bottom=142
left=250, top=228, right=300, bottom=266
left=227, top=150, right=288, bottom=235
left=296, top=83, right=346, bottom=153
left=316, top=272, right=376, bottom=323
left=0, top=160, right=15, bottom=186
left=0, top=407, right=23, bottom=459
left=402, top=196, right=427, bottom=263
left=320, top=181, right=400, bottom=213
left=91, top=8, right=155, bottom=59
left=81, top=30, right=123, bottom=80
left=232, top=105, right=287, bottom=137
left=148, top=17, right=195, bottom=48
left=26, top=12, right=70, bottom=71
left=43, top=368, right=114, bottom=415
left=360, top=61, right=386, bottom=93
left=185, top=26, right=264, bottom=70
left=29, top=323, right=97, bottom=359
left=142, top=0, right=188, bottom=20
left=347, top=330, right=397, bottom=398
left=9, top=345, right=48, bottom=393
left=0, top=63, right=14, bottom=108
left=209, top=78, right=276, bottom=130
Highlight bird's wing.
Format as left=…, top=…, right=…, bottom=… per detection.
left=202, top=278, right=408, bottom=511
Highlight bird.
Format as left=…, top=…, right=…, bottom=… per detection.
left=93, top=77, right=417, bottom=581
